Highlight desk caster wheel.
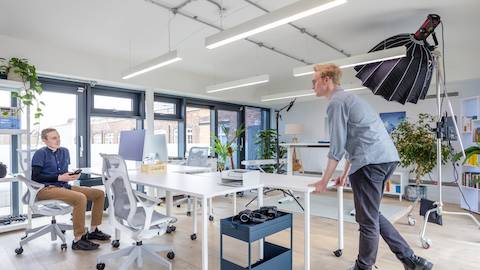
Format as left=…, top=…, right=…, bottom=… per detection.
left=408, top=216, right=416, bottom=226
left=96, top=263, right=105, bottom=270
left=176, top=204, right=181, bottom=208
left=209, top=215, right=214, bottom=222
left=111, top=240, right=120, bottom=248
left=333, top=249, right=342, bottom=257
left=15, top=247, right=23, bottom=255
left=190, top=234, right=197, bottom=240
left=167, top=225, right=176, bottom=234
left=421, top=238, right=431, bottom=249
left=167, top=251, right=175, bottom=260
left=61, top=243, right=67, bottom=251
left=186, top=211, right=192, bottom=217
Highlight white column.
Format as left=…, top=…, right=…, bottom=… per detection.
left=304, top=191, right=311, bottom=270
left=257, top=187, right=264, bottom=260
left=201, top=197, right=209, bottom=270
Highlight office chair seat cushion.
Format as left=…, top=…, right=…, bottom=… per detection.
left=129, top=207, right=176, bottom=229
left=32, top=200, right=73, bottom=216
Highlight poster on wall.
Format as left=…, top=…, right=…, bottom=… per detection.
left=380, top=111, right=406, bottom=134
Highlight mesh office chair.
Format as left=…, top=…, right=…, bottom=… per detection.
left=174, top=147, right=209, bottom=216
left=96, top=154, right=176, bottom=270
left=14, top=175, right=74, bottom=255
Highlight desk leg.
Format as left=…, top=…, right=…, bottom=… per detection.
left=201, top=197, right=209, bottom=270
left=233, top=193, right=237, bottom=215
left=192, top=197, right=198, bottom=240
left=209, top=198, right=213, bottom=220
left=257, top=187, right=264, bottom=260
left=166, top=191, right=173, bottom=217
left=334, top=186, right=344, bottom=257
left=304, top=192, right=311, bottom=270
left=287, top=147, right=293, bottom=175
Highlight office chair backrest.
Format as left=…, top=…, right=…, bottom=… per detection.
left=186, top=147, right=209, bottom=167
left=100, top=154, right=138, bottom=227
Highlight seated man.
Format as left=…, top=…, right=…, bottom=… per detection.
left=31, top=128, right=111, bottom=251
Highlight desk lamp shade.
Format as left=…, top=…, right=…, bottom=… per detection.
left=285, top=124, right=304, bottom=135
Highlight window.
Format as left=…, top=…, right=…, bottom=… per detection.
left=94, top=95, right=133, bottom=111
left=89, top=117, right=137, bottom=167
left=186, top=106, right=212, bottom=154
left=218, top=109, right=240, bottom=169
left=154, top=101, right=176, bottom=115
left=0, top=90, right=10, bottom=107
left=154, top=120, right=179, bottom=157
left=154, top=95, right=181, bottom=119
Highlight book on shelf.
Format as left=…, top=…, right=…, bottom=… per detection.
left=462, top=172, right=480, bottom=189
left=474, top=127, right=480, bottom=143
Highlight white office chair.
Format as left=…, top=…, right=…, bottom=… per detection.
left=15, top=175, right=74, bottom=255
left=96, top=154, right=176, bottom=270
left=174, top=147, right=210, bottom=216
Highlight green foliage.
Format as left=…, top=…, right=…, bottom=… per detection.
left=211, top=124, right=245, bottom=171
left=391, top=113, right=454, bottom=184
left=255, top=128, right=286, bottom=173
left=8, top=58, right=44, bottom=125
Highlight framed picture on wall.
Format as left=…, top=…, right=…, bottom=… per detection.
left=380, top=111, right=406, bottom=134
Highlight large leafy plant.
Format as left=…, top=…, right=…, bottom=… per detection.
left=255, top=128, right=286, bottom=173
left=211, top=124, right=245, bottom=171
left=7, top=58, right=44, bottom=124
left=391, top=113, right=454, bottom=184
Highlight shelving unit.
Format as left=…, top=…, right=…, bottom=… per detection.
left=459, top=96, right=480, bottom=214
left=0, top=79, right=31, bottom=232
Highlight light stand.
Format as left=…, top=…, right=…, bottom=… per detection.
left=275, top=99, right=296, bottom=171
left=419, top=50, right=480, bottom=249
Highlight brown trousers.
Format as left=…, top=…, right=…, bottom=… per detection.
left=36, top=185, right=105, bottom=238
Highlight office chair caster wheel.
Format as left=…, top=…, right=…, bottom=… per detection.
left=167, top=225, right=176, bottom=234
left=408, top=216, right=416, bottom=226
left=209, top=215, right=214, bottom=222
left=176, top=204, right=181, bottom=208
left=333, top=249, right=342, bottom=257
left=421, top=238, right=431, bottom=249
left=167, top=251, right=175, bottom=260
left=111, top=240, right=120, bottom=248
left=96, top=263, right=105, bottom=270
left=15, top=247, right=23, bottom=255
left=61, top=243, right=67, bottom=251
left=186, top=211, right=192, bottom=217
left=190, top=234, right=197, bottom=240
left=61, top=230, right=66, bottom=234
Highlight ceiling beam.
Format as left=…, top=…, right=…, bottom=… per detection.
left=243, top=0, right=350, bottom=57
left=145, top=0, right=312, bottom=65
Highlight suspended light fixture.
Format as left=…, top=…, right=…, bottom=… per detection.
left=122, top=50, right=182, bottom=79
left=261, top=86, right=366, bottom=102
left=206, top=74, right=269, bottom=93
left=205, top=0, right=347, bottom=49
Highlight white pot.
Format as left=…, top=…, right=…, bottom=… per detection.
left=7, top=68, right=23, bottom=82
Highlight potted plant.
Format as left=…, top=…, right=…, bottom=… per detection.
left=0, top=58, right=8, bottom=79
left=211, top=124, right=245, bottom=171
left=7, top=58, right=44, bottom=124
left=454, top=143, right=480, bottom=166
left=255, top=128, right=286, bottom=173
left=391, top=113, right=454, bottom=201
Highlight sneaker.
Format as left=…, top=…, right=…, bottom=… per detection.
left=402, top=254, right=433, bottom=270
left=72, top=234, right=99, bottom=251
left=87, top=228, right=111, bottom=241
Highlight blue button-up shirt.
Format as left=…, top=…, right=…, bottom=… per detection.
left=31, top=146, right=71, bottom=188
left=327, top=87, right=400, bottom=175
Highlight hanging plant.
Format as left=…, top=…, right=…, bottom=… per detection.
left=6, top=58, right=44, bottom=125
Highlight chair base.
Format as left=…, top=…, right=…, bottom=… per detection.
left=18, top=217, right=73, bottom=252
left=97, top=241, right=174, bottom=270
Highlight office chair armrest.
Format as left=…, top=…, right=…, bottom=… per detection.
left=133, top=190, right=162, bottom=206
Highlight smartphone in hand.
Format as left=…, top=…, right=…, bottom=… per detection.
left=68, top=169, right=82, bottom=176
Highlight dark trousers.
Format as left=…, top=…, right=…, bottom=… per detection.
left=350, top=162, right=413, bottom=270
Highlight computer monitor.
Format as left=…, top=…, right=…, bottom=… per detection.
left=118, top=130, right=145, bottom=161
left=143, top=134, right=168, bottom=162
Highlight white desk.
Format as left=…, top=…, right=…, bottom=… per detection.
left=83, top=168, right=263, bottom=270
left=198, top=172, right=334, bottom=270
left=80, top=164, right=212, bottom=176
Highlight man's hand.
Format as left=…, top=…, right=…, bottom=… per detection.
left=334, top=175, right=348, bottom=187
left=58, top=173, right=77, bottom=182
left=309, top=178, right=329, bottom=193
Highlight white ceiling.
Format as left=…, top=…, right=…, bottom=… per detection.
left=0, top=0, right=478, bottom=105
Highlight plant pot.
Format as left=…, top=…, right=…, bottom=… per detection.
left=0, top=73, right=6, bottom=80
left=404, top=184, right=427, bottom=201
left=7, top=68, right=23, bottom=82
left=0, top=162, right=7, bottom=178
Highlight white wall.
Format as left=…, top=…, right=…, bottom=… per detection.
left=277, top=79, right=480, bottom=204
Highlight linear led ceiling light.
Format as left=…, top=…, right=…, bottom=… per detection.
left=206, top=74, right=270, bottom=93
left=205, top=0, right=347, bottom=49
left=292, top=46, right=407, bottom=77
left=261, top=86, right=366, bottom=102
left=122, top=50, right=182, bottom=80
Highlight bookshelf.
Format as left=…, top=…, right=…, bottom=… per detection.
left=460, top=96, right=480, bottom=214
